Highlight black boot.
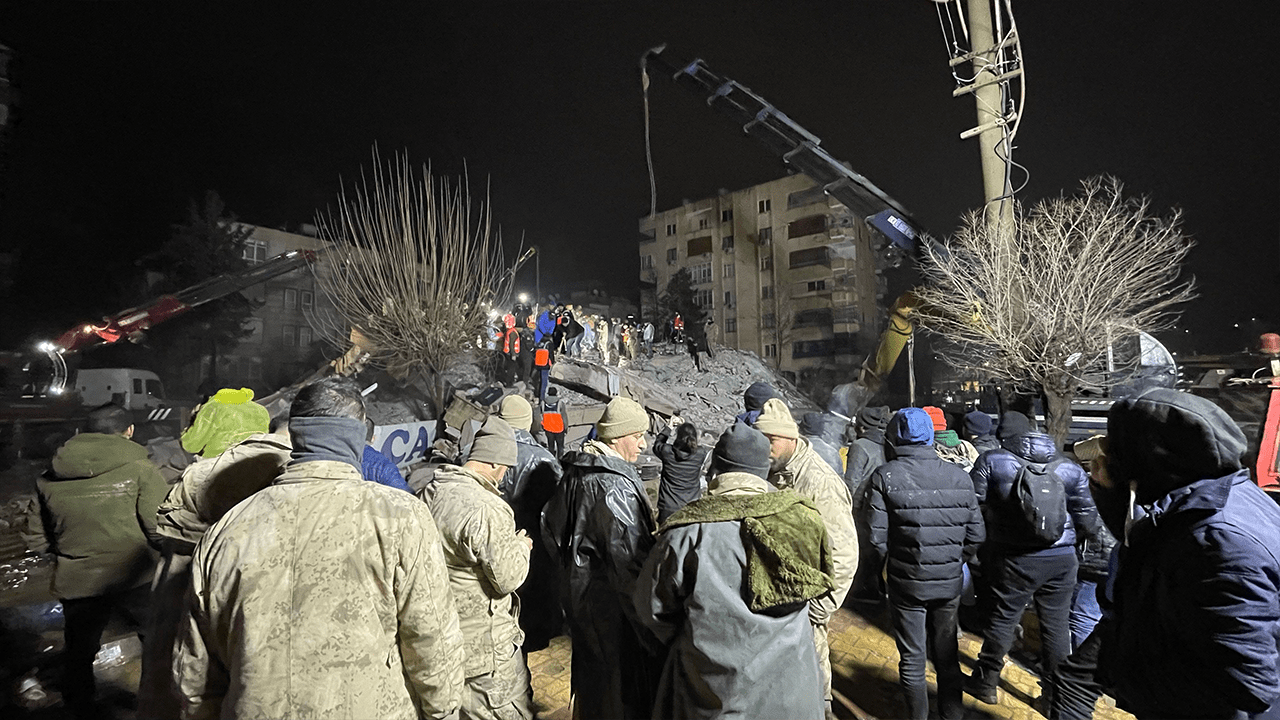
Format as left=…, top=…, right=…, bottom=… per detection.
left=964, top=667, right=1000, bottom=705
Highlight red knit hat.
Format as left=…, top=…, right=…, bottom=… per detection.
left=923, top=406, right=947, bottom=432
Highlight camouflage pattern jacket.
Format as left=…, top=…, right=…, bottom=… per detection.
left=174, top=460, right=465, bottom=720
left=770, top=437, right=859, bottom=605
left=418, top=465, right=530, bottom=684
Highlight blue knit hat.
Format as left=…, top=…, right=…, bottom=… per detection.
left=887, top=407, right=935, bottom=447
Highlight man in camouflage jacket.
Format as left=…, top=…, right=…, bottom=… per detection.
left=420, top=416, right=534, bottom=720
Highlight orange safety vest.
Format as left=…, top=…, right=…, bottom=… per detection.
left=542, top=410, right=564, bottom=434
left=504, top=328, right=520, bottom=356
left=534, top=348, right=551, bottom=367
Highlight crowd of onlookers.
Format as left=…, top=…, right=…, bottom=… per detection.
left=29, top=359, right=1280, bottom=719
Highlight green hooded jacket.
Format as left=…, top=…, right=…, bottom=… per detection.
left=37, top=432, right=168, bottom=599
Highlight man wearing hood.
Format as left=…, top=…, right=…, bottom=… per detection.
left=756, top=397, right=858, bottom=714
left=963, top=410, right=1000, bottom=455
left=964, top=411, right=1100, bottom=706
left=636, top=422, right=832, bottom=720
left=174, top=377, right=466, bottom=719
left=868, top=408, right=985, bottom=720
left=845, top=405, right=891, bottom=603
left=1098, top=389, right=1280, bottom=720
left=496, top=394, right=564, bottom=652
left=735, top=380, right=778, bottom=425
left=36, top=404, right=168, bottom=719
left=419, top=416, right=534, bottom=720
left=541, top=396, right=661, bottom=719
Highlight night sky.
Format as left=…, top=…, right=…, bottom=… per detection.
left=1, top=2, right=1276, bottom=354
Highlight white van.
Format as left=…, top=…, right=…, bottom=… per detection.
left=76, top=368, right=166, bottom=411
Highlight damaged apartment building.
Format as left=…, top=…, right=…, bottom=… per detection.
left=639, top=173, right=888, bottom=391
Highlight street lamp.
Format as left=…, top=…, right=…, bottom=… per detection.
left=518, top=292, right=529, bottom=304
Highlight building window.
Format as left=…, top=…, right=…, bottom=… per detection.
left=298, top=325, right=313, bottom=346
left=806, top=280, right=827, bottom=292
left=722, top=235, right=734, bottom=252
left=724, top=291, right=733, bottom=307
left=242, top=239, right=268, bottom=265
left=721, top=209, right=733, bottom=222
left=284, top=288, right=298, bottom=309
left=761, top=285, right=774, bottom=300
left=762, top=313, right=776, bottom=329
left=698, top=217, right=709, bottom=230
left=758, top=199, right=771, bottom=213
left=690, top=262, right=713, bottom=284
left=789, top=247, right=830, bottom=269
left=788, top=214, right=827, bottom=238
left=759, top=227, right=773, bottom=244
left=722, top=263, right=735, bottom=279
left=641, top=255, right=655, bottom=270
left=282, top=325, right=297, bottom=347
left=725, top=318, right=737, bottom=333
left=764, top=343, right=777, bottom=358
left=301, top=290, right=314, bottom=310
left=693, top=289, right=713, bottom=308
left=760, top=255, right=773, bottom=271
left=666, top=248, right=678, bottom=264
left=687, top=236, right=713, bottom=257
left=666, top=223, right=677, bottom=236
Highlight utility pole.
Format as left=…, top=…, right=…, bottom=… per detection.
left=534, top=245, right=541, bottom=304
left=962, top=0, right=1017, bottom=231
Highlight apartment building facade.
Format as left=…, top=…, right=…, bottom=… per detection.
left=638, top=174, right=887, bottom=383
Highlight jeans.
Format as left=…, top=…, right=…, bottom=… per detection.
left=62, top=585, right=151, bottom=718
left=889, top=594, right=964, bottom=720
left=972, top=551, right=1077, bottom=695
left=1068, top=580, right=1101, bottom=651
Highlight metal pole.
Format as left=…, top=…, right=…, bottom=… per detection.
left=966, top=0, right=1013, bottom=231
left=535, top=246, right=541, bottom=304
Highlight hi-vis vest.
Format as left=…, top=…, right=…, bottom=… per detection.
left=504, top=328, right=521, bottom=356
left=542, top=408, right=564, bottom=433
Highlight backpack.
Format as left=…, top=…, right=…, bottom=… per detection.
left=1011, top=458, right=1069, bottom=546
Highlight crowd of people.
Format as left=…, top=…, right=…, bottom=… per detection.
left=29, top=364, right=1280, bottom=719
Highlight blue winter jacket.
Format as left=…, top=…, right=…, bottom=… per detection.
left=534, top=311, right=557, bottom=344
left=969, top=432, right=1098, bottom=554
left=360, top=446, right=412, bottom=493
left=1104, top=470, right=1280, bottom=719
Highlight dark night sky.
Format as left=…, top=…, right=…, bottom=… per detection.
left=1, top=2, right=1276, bottom=353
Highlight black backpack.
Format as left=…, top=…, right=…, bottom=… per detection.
left=1011, top=458, right=1069, bottom=546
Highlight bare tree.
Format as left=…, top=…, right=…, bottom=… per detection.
left=311, top=152, right=516, bottom=419
left=914, top=176, right=1195, bottom=444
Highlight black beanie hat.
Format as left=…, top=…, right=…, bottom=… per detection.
left=857, top=405, right=891, bottom=432
left=964, top=410, right=994, bottom=438
left=743, top=381, right=779, bottom=413
left=997, top=410, right=1033, bottom=440
left=711, top=421, right=772, bottom=479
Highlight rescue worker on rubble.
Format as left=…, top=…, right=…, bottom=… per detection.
left=542, top=396, right=661, bottom=719
left=173, top=377, right=465, bottom=719
left=419, top=416, right=534, bottom=720
left=36, top=404, right=168, bottom=720
left=636, top=422, right=833, bottom=720
left=754, top=397, right=858, bottom=716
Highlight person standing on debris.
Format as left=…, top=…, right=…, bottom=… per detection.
left=653, top=413, right=709, bottom=523
left=684, top=332, right=704, bottom=372
left=501, top=313, right=521, bottom=386
left=535, top=306, right=557, bottom=346
left=1096, top=389, right=1280, bottom=720
left=755, top=397, right=858, bottom=715
left=542, top=396, right=661, bottom=719
left=964, top=411, right=1099, bottom=707
left=564, top=306, right=584, bottom=357
left=518, top=314, right=536, bottom=386
left=641, top=320, right=655, bottom=357
left=497, top=395, right=565, bottom=652
left=672, top=312, right=685, bottom=344
left=597, top=316, right=612, bottom=366
left=419, top=416, right=534, bottom=720
left=845, top=405, right=891, bottom=605
left=925, top=406, right=980, bottom=473
left=362, top=418, right=413, bottom=492
left=533, top=338, right=553, bottom=400
left=174, top=377, right=465, bottom=719
left=868, top=408, right=985, bottom=720
left=636, top=422, right=833, bottom=720
left=578, top=314, right=596, bottom=360
left=540, top=386, right=567, bottom=458
left=36, top=404, right=168, bottom=720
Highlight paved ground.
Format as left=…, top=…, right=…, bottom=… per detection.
left=527, top=606, right=1133, bottom=720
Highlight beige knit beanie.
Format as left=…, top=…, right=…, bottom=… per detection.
left=498, top=394, right=533, bottom=432
left=753, top=397, right=798, bottom=439
left=596, top=396, right=648, bottom=442
left=467, top=416, right=518, bottom=467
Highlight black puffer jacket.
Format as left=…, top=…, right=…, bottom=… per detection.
left=970, top=432, right=1099, bottom=554
left=653, top=427, right=709, bottom=524
left=868, top=443, right=985, bottom=601
left=501, top=428, right=564, bottom=651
